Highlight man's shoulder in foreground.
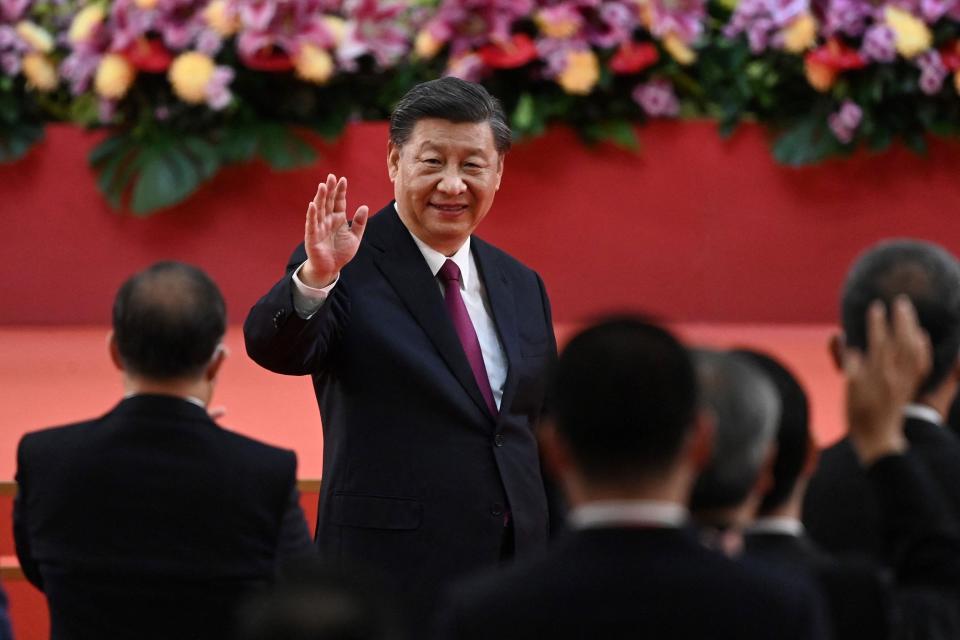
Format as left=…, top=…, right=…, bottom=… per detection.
left=438, top=527, right=825, bottom=640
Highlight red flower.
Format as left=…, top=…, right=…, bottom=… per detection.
left=240, top=47, right=294, bottom=72
left=939, top=41, right=960, bottom=70
left=609, top=41, right=659, bottom=75
left=478, top=33, right=538, bottom=69
left=123, top=38, right=173, bottom=73
left=805, top=38, right=867, bottom=71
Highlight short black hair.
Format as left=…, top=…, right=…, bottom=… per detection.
left=842, top=239, right=960, bottom=396
left=112, top=261, right=226, bottom=380
left=550, top=317, right=698, bottom=482
left=690, top=350, right=780, bottom=511
left=731, top=349, right=810, bottom=515
left=389, top=77, right=512, bottom=154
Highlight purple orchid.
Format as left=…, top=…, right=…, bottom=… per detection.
left=646, top=0, right=707, bottom=44
left=632, top=79, right=680, bottom=117
left=916, top=50, right=947, bottom=94
left=725, top=0, right=809, bottom=53
left=828, top=99, right=862, bottom=143
left=232, top=0, right=339, bottom=61
left=423, top=0, right=533, bottom=58
left=336, top=0, right=411, bottom=71
left=819, top=0, right=874, bottom=38
left=860, top=24, right=895, bottom=62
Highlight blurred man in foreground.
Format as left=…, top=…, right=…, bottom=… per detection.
left=14, top=261, right=312, bottom=640
left=438, top=317, right=827, bottom=639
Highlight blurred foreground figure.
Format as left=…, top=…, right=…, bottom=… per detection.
left=805, top=239, right=960, bottom=557
left=14, top=261, right=312, bottom=640
left=438, top=317, right=826, bottom=639
left=237, top=557, right=402, bottom=640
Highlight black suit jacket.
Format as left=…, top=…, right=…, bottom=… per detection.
left=439, top=526, right=829, bottom=640
left=14, top=394, right=312, bottom=640
left=804, top=416, right=960, bottom=558
left=244, top=204, right=558, bottom=607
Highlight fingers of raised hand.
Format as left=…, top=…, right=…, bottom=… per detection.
left=325, top=174, right=338, bottom=215
left=334, top=176, right=348, bottom=214
left=351, top=205, right=369, bottom=239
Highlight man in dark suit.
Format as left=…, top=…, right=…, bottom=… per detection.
left=804, top=240, right=960, bottom=559
left=244, top=78, right=558, bottom=617
left=437, top=318, right=828, bottom=639
left=14, top=262, right=312, bottom=640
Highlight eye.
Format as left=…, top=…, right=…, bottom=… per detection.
left=422, top=157, right=442, bottom=166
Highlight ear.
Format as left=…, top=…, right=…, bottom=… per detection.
left=494, top=154, right=505, bottom=191
left=204, top=344, right=228, bottom=382
left=754, top=443, right=778, bottom=499
left=107, top=331, right=124, bottom=372
left=828, top=332, right=844, bottom=372
left=688, top=409, right=715, bottom=472
left=801, top=433, right=819, bottom=478
left=387, top=142, right=400, bottom=183
left=538, top=421, right=574, bottom=481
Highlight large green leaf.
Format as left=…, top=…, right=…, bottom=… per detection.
left=772, top=116, right=841, bottom=166
left=257, top=124, right=317, bottom=170
left=130, top=142, right=203, bottom=215
left=0, top=123, right=43, bottom=163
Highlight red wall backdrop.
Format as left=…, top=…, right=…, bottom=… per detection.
left=4, top=122, right=960, bottom=326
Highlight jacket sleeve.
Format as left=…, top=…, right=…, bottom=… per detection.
left=243, top=245, right=352, bottom=376
left=13, top=436, right=44, bottom=590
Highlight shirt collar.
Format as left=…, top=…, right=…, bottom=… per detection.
left=904, top=403, right=943, bottom=426
left=406, top=226, right=472, bottom=291
left=123, top=392, right=206, bottom=408
left=569, top=500, right=688, bottom=530
left=747, top=517, right=805, bottom=537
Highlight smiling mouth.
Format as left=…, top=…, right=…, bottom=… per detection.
left=430, top=203, right=468, bottom=214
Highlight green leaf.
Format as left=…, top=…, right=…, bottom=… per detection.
left=772, top=116, right=840, bottom=166
left=219, top=125, right=259, bottom=164
left=181, top=137, right=220, bottom=180
left=89, top=134, right=130, bottom=166
left=0, top=123, right=43, bottom=163
left=512, top=93, right=536, bottom=131
left=587, top=120, right=641, bottom=151
left=257, top=124, right=317, bottom=170
left=130, top=143, right=203, bottom=215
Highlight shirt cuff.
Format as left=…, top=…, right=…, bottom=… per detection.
left=292, top=262, right=338, bottom=319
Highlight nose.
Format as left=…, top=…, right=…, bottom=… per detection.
left=437, top=168, right=466, bottom=195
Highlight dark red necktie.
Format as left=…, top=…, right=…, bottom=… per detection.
left=437, top=259, right=498, bottom=417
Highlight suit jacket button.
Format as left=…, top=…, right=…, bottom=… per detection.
left=273, top=309, right=285, bottom=328
left=494, top=433, right=505, bottom=447
left=491, top=504, right=504, bottom=517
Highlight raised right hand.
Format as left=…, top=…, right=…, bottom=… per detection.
left=301, top=173, right=369, bottom=288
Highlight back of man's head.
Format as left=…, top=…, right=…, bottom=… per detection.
left=550, top=317, right=698, bottom=483
left=690, top=350, right=781, bottom=511
left=842, top=239, right=960, bottom=395
left=731, top=349, right=811, bottom=516
left=112, top=261, right=226, bottom=380
left=389, top=76, right=512, bottom=154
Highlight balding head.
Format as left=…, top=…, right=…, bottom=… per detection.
left=112, top=262, right=226, bottom=381
left=842, top=239, right=960, bottom=395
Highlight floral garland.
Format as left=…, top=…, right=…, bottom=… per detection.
left=2, top=0, right=960, bottom=214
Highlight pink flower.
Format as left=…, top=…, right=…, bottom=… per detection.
left=632, top=79, right=680, bottom=117
left=336, top=0, right=411, bottom=71
left=424, top=0, right=534, bottom=58
left=232, top=0, right=339, bottom=66
left=828, top=100, right=862, bottom=143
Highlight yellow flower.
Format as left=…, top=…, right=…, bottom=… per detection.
left=22, top=53, right=58, bottom=92
left=954, top=70, right=960, bottom=94
left=324, top=16, right=347, bottom=46
left=804, top=59, right=836, bottom=92
left=95, top=54, right=136, bottom=100
left=663, top=33, right=697, bottom=65
left=168, top=52, right=214, bottom=104
left=557, top=50, right=599, bottom=95
left=135, top=0, right=158, bottom=8
left=534, top=11, right=579, bottom=39
left=203, top=0, right=238, bottom=37
left=69, top=4, right=106, bottom=44
left=781, top=14, right=817, bottom=53
left=414, top=29, right=442, bottom=59
left=294, top=44, right=335, bottom=84
left=885, top=6, right=932, bottom=59
left=15, top=21, right=54, bottom=54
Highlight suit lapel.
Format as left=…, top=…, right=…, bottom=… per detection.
left=367, top=207, right=495, bottom=423
left=473, top=239, right=520, bottom=423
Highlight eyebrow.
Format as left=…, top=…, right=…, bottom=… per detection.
left=418, top=142, right=488, bottom=156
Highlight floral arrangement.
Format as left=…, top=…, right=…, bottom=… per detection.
left=3, top=0, right=960, bottom=214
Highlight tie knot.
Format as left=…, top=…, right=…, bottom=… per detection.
left=438, top=259, right=462, bottom=284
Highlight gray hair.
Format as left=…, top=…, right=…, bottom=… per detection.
left=690, top=349, right=781, bottom=510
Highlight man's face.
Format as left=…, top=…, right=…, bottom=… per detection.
left=388, top=118, right=504, bottom=256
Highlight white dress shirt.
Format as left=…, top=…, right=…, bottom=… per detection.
left=291, top=224, right=507, bottom=410
left=746, top=516, right=805, bottom=537
left=903, top=403, right=944, bottom=426
left=568, top=500, right=689, bottom=530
